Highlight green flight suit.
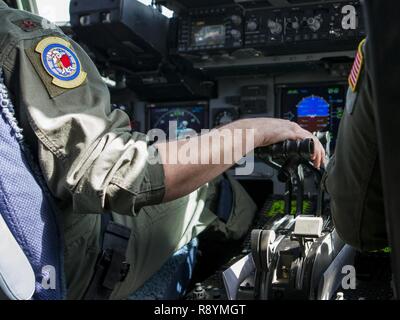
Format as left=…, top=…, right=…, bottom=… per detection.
left=325, top=39, right=388, bottom=252
left=0, top=2, right=257, bottom=299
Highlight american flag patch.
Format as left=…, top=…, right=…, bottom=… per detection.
left=349, top=39, right=366, bottom=92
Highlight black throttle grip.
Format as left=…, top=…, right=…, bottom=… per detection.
left=256, top=138, right=315, bottom=161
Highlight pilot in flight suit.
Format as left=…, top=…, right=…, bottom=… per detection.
left=325, top=39, right=388, bottom=252
left=0, top=1, right=258, bottom=299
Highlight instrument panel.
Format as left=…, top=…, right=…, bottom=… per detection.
left=144, top=81, right=346, bottom=151
left=244, top=1, right=364, bottom=54
left=278, top=83, right=346, bottom=151
left=174, top=1, right=364, bottom=56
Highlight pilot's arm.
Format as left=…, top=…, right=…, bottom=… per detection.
left=325, top=39, right=387, bottom=251
left=2, top=24, right=324, bottom=217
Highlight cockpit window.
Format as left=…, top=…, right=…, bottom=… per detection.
left=35, top=0, right=71, bottom=25
left=138, top=0, right=174, bottom=18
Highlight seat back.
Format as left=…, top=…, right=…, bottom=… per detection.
left=0, top=213, right=36, bottom=300
left=0, top=70, right=65, bottom=300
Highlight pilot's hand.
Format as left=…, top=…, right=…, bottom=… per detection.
left=255, top=118, right=325, bottom=169
left=310, top=136, right=326, bottom=169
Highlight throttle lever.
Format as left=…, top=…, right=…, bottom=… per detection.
left=251, top=229, right=276, bottom=300
left=256, top=138, right=315, bottom=162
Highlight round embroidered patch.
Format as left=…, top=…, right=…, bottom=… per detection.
left=35, top=37, right=87, bottom=89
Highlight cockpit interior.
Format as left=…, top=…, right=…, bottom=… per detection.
left=1, top=0, right=399, bottom=304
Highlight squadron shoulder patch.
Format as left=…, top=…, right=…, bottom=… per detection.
left=348, top=39, right=366, bottom=92
left=35, top=37, right=87, bottom=89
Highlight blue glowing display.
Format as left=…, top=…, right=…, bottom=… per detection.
left=297, top=95, right=330, bottom=118
left=280, top=84, right=346, bottom=153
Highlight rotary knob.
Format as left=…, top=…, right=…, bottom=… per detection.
left=291, top=20, right=300, bottom=30
left=231, top=15, right=242, bottom=26
left=307, top=17, right=321, bottom=32
left=268, top=19, right=283, bottom=35
left=246, top=20, right=258, bottom=31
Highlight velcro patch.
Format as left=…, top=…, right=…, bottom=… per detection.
left=12, top=19, right=41, bottom=32
left=35, top=37, right=87, bottom=89
left=348, top=39, right=366, bottom=92
left=26, top=36, right=87, bottom=98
